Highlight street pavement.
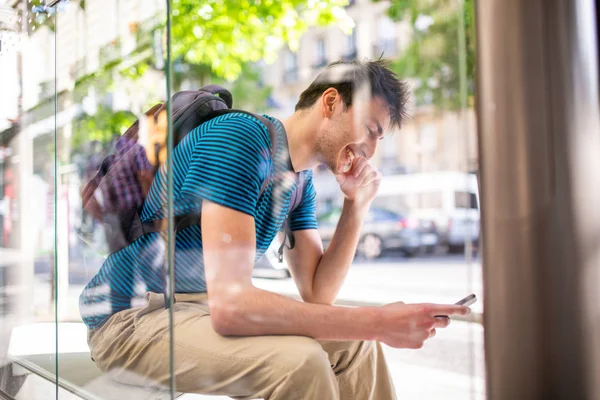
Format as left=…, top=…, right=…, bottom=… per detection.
left=255, top=253, right=484, bottom=315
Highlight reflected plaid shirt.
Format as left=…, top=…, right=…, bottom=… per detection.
left=94, top=137, right=153, bottom=212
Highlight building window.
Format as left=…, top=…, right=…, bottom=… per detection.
left=342, top=29, right=358, bottom=60
left=314, top=38, right=327, bottom=69
left=283, top=50, right=298, bottom=83
left=374, top=16, right=398, bottom=58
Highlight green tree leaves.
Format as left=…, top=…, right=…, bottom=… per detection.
left=171, top=0, right=353, bottom=81
left=381, top=0, right=475, bottom=110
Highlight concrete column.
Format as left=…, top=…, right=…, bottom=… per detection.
left=476, top=0, right=600, bottom=398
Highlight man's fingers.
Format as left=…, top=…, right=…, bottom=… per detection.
left=355, top=163, right=372, bottom=183
left=351, top=157, right=369, bottom=177
left=360, top=170, right=382, bottom=187
left=429, top=304, right=471, bottom=317
left=429, top=329, right=437, bottom=338
left=359, top=170, right=379, bottom=187
left=434, top=316, right=451, bottom=328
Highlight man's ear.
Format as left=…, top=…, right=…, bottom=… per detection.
left=322, top=88, right=338, bottom=118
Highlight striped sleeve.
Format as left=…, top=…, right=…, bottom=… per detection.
left=289, top=171, right=318, bottom=231
left=180, top=115, right=270, bottom=217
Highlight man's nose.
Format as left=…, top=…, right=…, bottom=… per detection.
left=360, top=142, right=377, bottom=160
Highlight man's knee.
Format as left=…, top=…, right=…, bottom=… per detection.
left=320, top=339, right=379, bottom=372
left=267, top=336, right=333, bottom=380
left=358, top=340, right=379, bottom=359
left=254, top=336, right=337, bottom=399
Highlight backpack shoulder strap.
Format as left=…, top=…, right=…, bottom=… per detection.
left=289, top=172, right=306, bottom=214
left=231, top=112, right=304, bottom=258
left=247, top=113, right=305, bottom=217
left=279, top=171, right=306, bottom=255
left=250, top=113, right=279, bottom=154
left=250, top=113, right=279, bottom=198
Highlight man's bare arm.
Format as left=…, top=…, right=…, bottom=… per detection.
left=284, top=199, right=367, bottom=305
left=202, top=200, right=469, bottom=347
left=284, top=156, right=382, bottom=305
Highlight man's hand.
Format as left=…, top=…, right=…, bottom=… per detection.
left=376, top=302, right=471, bottom=349
left=335, top=156, right=382, bottom=209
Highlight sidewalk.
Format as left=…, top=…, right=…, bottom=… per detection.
left=253, top=261, right=484, bottom=321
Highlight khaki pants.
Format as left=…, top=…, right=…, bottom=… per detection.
left=88, top=292, right=396, bottom=400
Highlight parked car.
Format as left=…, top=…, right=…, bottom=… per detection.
left=373, top=172, right=480, bottom=254
left=317, top=206, right=438, bottom=259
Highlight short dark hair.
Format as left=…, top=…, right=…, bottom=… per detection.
left=295, top=59, right=410, bottom=130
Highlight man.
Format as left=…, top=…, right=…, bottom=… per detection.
left=81, top=60, right=470, bottom=399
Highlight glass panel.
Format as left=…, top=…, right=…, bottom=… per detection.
left=1, top=0, right=59, bottom=397
left=54, top=0, right=172, bottom=398
left=253, top=0, right=484, bottom=398
left=162, top=0, right=483, bottom=399
left=1, top=0, right=483, bottom=398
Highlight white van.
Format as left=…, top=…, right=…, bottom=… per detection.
left=372, top=171, right=480, bottom=253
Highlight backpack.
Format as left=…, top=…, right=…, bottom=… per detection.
left=81, top=84, right=304, bottom=262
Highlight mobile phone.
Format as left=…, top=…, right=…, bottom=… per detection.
left=455, top=293, right=477, bottom=307
left=435, top=294, right=477, bottom=318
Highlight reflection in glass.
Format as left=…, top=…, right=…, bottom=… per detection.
left=0, top=0, right=483, bottom=399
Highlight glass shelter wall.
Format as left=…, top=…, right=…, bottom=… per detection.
left=0, top=0, right=483, bottom=399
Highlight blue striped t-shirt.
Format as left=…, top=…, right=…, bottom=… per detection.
left=79, top=113, right=318, bottom=329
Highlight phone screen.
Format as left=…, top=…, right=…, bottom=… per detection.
left=435, top=294, right=477, bottom=318
left=455, top=294, right=477, bottom=307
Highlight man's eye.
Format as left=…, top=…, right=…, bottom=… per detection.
left=367, top=126, right=383, bottom=140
